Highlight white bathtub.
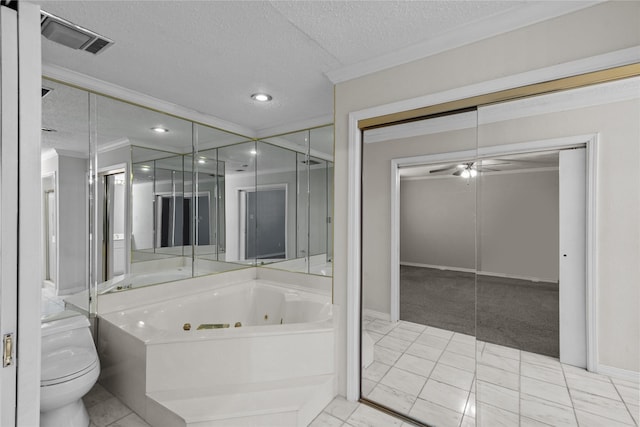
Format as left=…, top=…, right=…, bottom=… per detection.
left=97, top=280, right=335, bottom=424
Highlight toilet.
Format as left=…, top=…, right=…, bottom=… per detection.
left=40, top=312, right=100, bottom=427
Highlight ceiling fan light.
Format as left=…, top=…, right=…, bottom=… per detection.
left=470, top=169, right=478, bottom=177
left=461, top=169, right=471, bottom=179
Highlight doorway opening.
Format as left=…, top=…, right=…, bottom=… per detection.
left=239, top=185, right=287, bottom=261
left=99, top=170, right=126, bottom=282
left=388, top=139, right=594, bottom=369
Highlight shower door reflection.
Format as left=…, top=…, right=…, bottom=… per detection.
left=360, top=110, right=478, bottom=426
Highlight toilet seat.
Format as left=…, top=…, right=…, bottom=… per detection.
left=41, top=346, right=98, bottom=387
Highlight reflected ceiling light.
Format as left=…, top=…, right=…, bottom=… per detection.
left=251, top=93, right=272, bottom=102
left=198, top=158, right=206, bottom=164
left=460, top=166, right=477, bottom=179
left=151, top=126, right=169, bottom=133
left=140, top=165, right=150, bottom=171
left=250, top=149, right=257, bottom=155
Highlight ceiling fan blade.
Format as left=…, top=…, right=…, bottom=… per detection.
left=429, top=165, right=458, bottom=174
left=452, top=169, right=464, bottom=176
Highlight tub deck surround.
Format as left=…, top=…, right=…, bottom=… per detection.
left=97, top=273, right=336, bottom=426
left=145, top=375, right=335, bottom=427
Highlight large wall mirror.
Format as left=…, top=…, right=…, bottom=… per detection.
left=40, top=78, right=334, bottom=321
left=358, top=76, right=640, bottom=426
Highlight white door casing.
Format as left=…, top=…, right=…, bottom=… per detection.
left=0, top=5, right=19, bottom=425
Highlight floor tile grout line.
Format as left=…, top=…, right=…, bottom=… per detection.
left=518, top=347, right=522, bottom=427
left=610, top=376, right=640, bottom=427
left=406, top=328, right=460, bottom=418
left=560, top=361, right=581, bottom=426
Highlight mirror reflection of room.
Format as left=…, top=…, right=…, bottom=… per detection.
left=40, top=80, right=91, bottom=319
left=40, top=77, right=336, bottom=317
left=360, top=111, right=478, bottom=426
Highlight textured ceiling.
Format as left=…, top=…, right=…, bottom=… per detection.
left=37, top=1, right=598, bottom=135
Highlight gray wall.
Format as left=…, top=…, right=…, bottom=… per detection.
left=400, top=170, right=559, bottom=282
left=400, top=176, right=476, bottom=271
left=55, top=155, right=88, bottom=295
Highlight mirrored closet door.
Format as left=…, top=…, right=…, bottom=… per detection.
left=360, top=109, right=478, bottom=426
left=359, top=75, right=640, bottom=427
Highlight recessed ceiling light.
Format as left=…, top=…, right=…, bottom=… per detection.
left=251, top=93, right=272, bottom=102
left=250, top=149, right=257, bottom=155
left=151, top=127, right=169, bottom=133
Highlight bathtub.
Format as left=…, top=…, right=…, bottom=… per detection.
left=97, top=280, right=335, bottom=423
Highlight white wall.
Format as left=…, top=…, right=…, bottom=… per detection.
left=56, top=155, right=88, bottom=295
left=334, top=1, right=640, bottom=394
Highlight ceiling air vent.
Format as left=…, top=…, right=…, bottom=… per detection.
left=40, top=10, right=113, bottom=55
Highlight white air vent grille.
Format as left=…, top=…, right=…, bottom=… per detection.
left=40, top=10, right=113, bottom=55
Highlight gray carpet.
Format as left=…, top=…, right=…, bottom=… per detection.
left=400, top=265, right=559, bottom=358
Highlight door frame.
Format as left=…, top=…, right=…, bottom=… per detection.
left=389, top=135, right=598, bottom=371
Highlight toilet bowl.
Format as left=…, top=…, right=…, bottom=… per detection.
left=40, top=312, right=100, bottom=427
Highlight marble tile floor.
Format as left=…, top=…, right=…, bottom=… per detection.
left=84, top=383, right=151, bottom=427
left=85, top=315, right=638, bottom=427
left=314, top=316, right=639, bottom=427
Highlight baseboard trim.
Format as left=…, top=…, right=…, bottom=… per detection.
left=476, top=271, right=557, bottom=284
left=363, top=308, right=391, bottom=322
left=597, top=364, right=640, bottom=383
left=400, top=262, right=475, bottom=274
left=399, top=262, right=558, bottom=283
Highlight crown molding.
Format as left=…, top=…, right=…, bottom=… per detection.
left=326, top=1, right=602, bottom=84
left=42, top=63, right=256, bottom=139
left=54, top=148, right=89, bottom=159
left=255, top=114, right=333, bottom=140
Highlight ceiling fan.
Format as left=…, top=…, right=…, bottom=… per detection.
left=429, top=161, right=505, bottom=178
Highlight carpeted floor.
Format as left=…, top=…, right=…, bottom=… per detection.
left=400, top=265, right=559, bottom=357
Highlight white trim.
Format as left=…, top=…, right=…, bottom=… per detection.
left=17, top=3, right=43, bottom=425
left=346, top=112, right=362, bottom=402
left=346, top=50, right=630, bottom=401
left=0, top=7, right=20, bottom=425
left=364, top=110, right=477, bottom=144
left=345, top=47, right=640, bottom=124
left=255, top=115, right=334, bottom=140
left=586, top=135, right=599, bottom=373
left=399, top=262, right=476, bottom=274
left=476, top=271, right=557, bottom=285
left=42, top=63, right=256, bottom=139
left=260, top=135, right=334, bottom=162
left=479, top=76, right=640, bottom=125
left=362, top=309, right=391, bottom=322
left=54, top=148, right=89, bottom=160
left=390, top=159, right=400, bottom=323
left=363, top=76, right=640, bottom=145
left=597, top=364, right=640, bottom=383
left=327, top=2, right=606, bottom=83
left=400, top=262, right=558, bottom=283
